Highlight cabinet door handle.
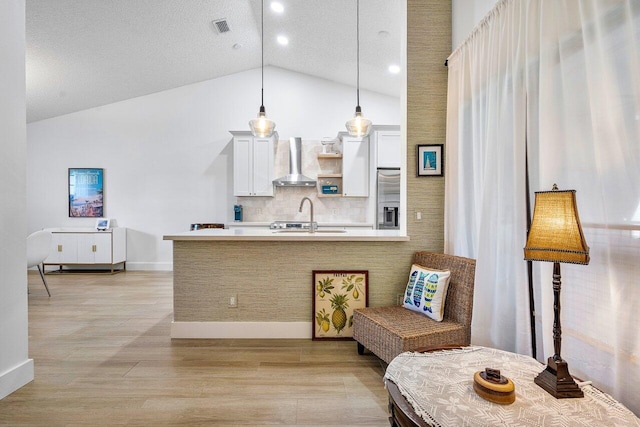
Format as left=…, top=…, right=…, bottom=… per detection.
left=57, top=245, right=62, bottom=252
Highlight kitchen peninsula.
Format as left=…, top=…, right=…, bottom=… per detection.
left=164, top=227, right=409, bottom=339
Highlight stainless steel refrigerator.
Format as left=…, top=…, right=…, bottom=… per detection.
left=376, top=169, right=400, bottom=229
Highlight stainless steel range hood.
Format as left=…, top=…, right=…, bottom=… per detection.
left=273, top=137, right=317, bottom=187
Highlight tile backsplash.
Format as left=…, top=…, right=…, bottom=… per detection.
left=237, top=139, right=369, bottom=223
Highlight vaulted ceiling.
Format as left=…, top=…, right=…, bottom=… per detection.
left=26, top=0, right=402, bottom=122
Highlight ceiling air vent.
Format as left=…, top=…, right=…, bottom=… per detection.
left=212, top=19, right=231, bottom=34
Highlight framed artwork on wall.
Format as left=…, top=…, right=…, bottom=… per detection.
left=416, top=144, right=444, bottom=177
left=312, top=270, right=368, bottom=340
left=69, top=168, right=104, bottom=217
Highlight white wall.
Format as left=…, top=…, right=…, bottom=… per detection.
left=452, top=0, right=499, bottom=48
left=27, top=67, right=400, bottom=270
left=0, top=0, right=34, bottom=400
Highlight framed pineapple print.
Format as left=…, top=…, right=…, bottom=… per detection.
left=312, top=270, right=368, bottom=340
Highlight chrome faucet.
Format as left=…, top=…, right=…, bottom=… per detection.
left=298, top=197, right=315, bottom=233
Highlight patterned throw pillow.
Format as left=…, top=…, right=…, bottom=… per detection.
left=402, top=264, right=452, bottom=322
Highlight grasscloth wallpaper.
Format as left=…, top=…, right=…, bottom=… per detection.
left=174, top=0, right=451, bottom=322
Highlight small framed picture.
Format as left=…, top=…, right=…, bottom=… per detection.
left=95, top=218, right=110, bottom=230
left=416, top=144, right=444, bottom=177
left=312, top=270, right=368, bottom=340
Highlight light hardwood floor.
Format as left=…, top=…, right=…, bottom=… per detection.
left=1, top=271, right=389, bottom=426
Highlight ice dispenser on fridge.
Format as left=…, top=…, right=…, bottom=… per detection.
left=376, top=169, right=400, bottom=229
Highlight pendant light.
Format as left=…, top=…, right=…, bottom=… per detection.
left=249, top=0, right=276, bottom=138
left=345, top=0, right=372, bottom=137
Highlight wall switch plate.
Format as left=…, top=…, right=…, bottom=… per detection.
left=416, top=211, right=422, bottom=220
left=229, top=294, right=238, bottom=308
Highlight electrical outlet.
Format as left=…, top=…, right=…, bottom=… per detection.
left=397, top=293, right=404, bottom=305
left=416, top=211, right=422, bottom=220
left=229, top=294, right=238, bottom=308
left=256, top=208, right=262, bottom=215
left=332, top=208, right=338, bottom=215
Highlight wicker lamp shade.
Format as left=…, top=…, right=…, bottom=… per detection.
left=524, top=186, right=589, bottom=265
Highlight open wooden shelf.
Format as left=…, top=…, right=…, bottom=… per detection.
left=317, top=153, right=342, bottom=197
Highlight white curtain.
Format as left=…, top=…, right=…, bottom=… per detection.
left=446, top=0, right=640, bottom=415
left=445, top=0, right=532, bottom=356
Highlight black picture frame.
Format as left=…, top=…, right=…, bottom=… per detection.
left=68, top=168, right=104, bottom=217
left=416, top=144, right=444, bottom=177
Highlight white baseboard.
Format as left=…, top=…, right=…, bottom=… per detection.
left=0, top=359, right=34, bottom=400
left=125, top=262, right=173, bottom=271
left=171, top=321, right=312, bottom=339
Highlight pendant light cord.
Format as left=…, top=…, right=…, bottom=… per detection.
left=356, top=0, right=360, bottom=108
left=261, top=0, right=265, bottom=108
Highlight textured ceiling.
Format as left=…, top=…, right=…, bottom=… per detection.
left=26, top=0, right=402, bottom=123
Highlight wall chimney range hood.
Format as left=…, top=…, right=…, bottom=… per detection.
left=273, top=137, right=317, bottom=187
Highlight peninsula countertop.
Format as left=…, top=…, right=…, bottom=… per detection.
left=163, top=227, right=410, bottom=242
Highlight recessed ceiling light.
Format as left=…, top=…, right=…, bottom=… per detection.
left=277, top=35, right=289, bottom=46
left=388, top=64, right=401, bottom=74
left=271, top=2, right=284, bottom=13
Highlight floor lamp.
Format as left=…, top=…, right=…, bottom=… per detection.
left=524, top=184, right=590, bottom=398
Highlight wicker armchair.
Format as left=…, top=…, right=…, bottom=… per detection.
left=353, top=251, right=476, bottom=364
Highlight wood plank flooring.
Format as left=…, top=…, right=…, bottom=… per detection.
left=1, top=271, right=389, bottom=426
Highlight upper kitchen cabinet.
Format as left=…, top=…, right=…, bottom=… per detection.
left=372, top=126, right=402, bottom=169
left=231, top=131, right=276, bottom=197
left=341, top=134, right=369, bottom=197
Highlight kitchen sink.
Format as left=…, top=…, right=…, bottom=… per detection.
left=272, top=229, right=347, bottom=233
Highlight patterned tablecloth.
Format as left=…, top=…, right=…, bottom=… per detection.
left=384, top=346, right=640, bottom=427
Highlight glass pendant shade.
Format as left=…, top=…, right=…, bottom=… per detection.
left=249, top=106, right=276, bottom=138
left=346, top=106, right=372, bottom=137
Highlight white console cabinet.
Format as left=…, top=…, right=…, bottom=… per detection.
left=43, top=227, right=126, bottom=273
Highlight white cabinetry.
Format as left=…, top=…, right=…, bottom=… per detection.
left=76, top=233, right=113, bottom=264
left=373, top=127, right=402, bottom=168
left=341, top=135, right=369, bottom=197
left=44, top=227, right=127, bottom=273
left=231, top=131, right=276, bottom=197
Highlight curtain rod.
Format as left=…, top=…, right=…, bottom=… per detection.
left=446, top=0, right=511, bottom=66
